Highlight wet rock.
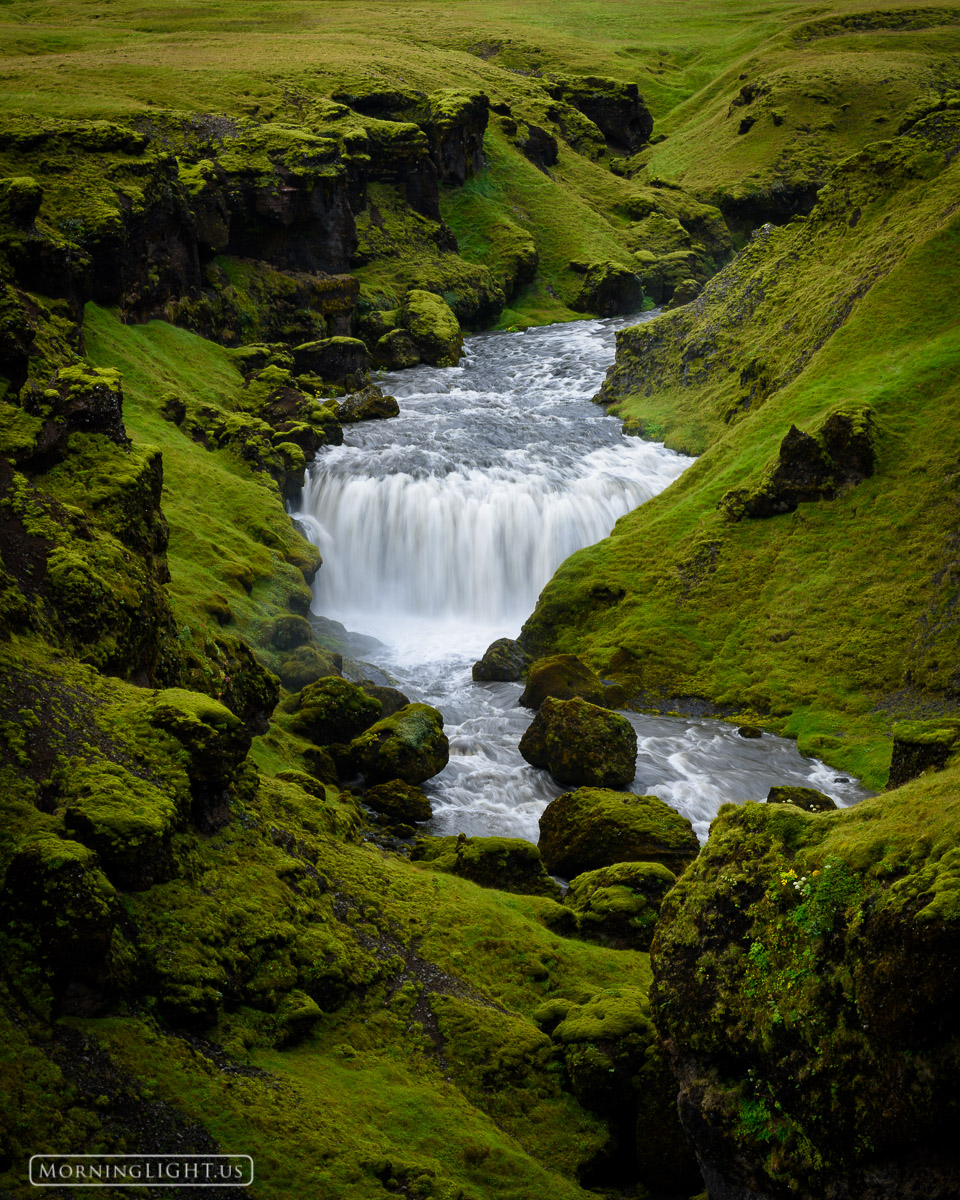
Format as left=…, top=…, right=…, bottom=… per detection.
left=539, top=787, right=699, bottom=879
left=472, top=637, right=526, bottom=682
left=564, top=860, right=677, bottom=949
left=359, top=682, right=410, bottom=718
left=571, top=260, right=643, bottom=317
left=887, top=720, right=960, bottom=788
left=291, top=677, right=382, bottom=745
left=766, top=785, right=837, bottom=812
left=519, top=653, right=607, bottom=709
left=721, top=408, right=876, bottom=520
left=738, top=724, right=763, bottom=738
left=365, top=779, right=433, bottom=824
left=400, top=289, right=462, bottom=367
left=336, top=384, right=399, bottom=422
left=519, top=696, right=638, bottom=790
left=291, top=336, right=370, bottom=381
left=413, top=834, right=561, bottom=898
left=349, top=703, right=449, bottom=785
left=546, top=77, right=653, bottom=153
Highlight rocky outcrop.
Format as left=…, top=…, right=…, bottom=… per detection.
left=721, top=408, right=876, bottom=520
left=337, top=384, right=399, bottom=422
left=546, top=76, right=653, bottom=153
left=887, top=720, right=960, bottom=788
left=571, top=260, right=644, bottom=316
left=519, top=696, right=638, bottom=790
left=363, top=778, right=433, bottom=825
left=400, top=289, right=463, bottom=366
left=412, top=834, right=561, bottom=898
left=538, top=787, right=699, bottom=879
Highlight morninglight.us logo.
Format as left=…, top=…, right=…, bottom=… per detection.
left=28, top=1155, right=254, bottom=1188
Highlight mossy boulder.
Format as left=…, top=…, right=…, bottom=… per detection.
left=373, top=327, right=421, bottom=370
left=564, top=860, right=677, bottom=949
left=336, top=384, right=399, bottom=422
left=278, top=644, right=343, bottom=692
left=539, top=787, right=699, bottom=879
left=887, top=720, right=960, bottom=788
left=0, top=174, right=43, bottom=228
left=0, top=834, right=118, bottom=1009
left=766, top=785, right=837, bottom=812
left=291, top=337, right=370, bottom=382
left=61, top=761, right=181, bottom=890
left=348, top=703, right=449, bottom=785
left=518, top=653, right=607, bottom=710
left=413, top=834, right=561, bottom=898
left=49, top=365, right=128, bottom=445
left=359, top=682, right=410, bottom=718
left=666, top=277, right=702, bottom=308
left=519, top=696, right=637, bottom=790
left=364, top=778, right=433, bottom=824
left=400, top=290, right=462, bottom=367
left=270, top=614, right=313, bottom=651
left=148, top=689, right=252, bottom=831
left=291, top=677, right=382, bottom=745
left=472, top=637, right=525, bottom=682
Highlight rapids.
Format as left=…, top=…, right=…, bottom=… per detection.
left=294, top=312, right=870, bottom=843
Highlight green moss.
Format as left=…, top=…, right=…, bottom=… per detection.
left=349, top=703, right=449, bottom=785
left=413, top=835, right=561, bottom=899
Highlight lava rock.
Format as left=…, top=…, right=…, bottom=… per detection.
left=539, top=787, right=699, bottom=879
left=519, top=696, right=638, bottom=790
left=473, top=637, right=526, bottom=682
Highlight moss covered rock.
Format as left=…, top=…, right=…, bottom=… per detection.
left=373, top=327, right=421, bottom=370
left=336, top=384, right=399, bottom=422
left=472, top=637, right=525, bottom=682
left=518, top=653, right=607, bottom=710
left=887, top=719, right=960, bottom=788
left=564, top=860, right=677, bottom=949
left=269, top=614, right=313, bottom=651
left=400, top=289, right=462, bottom=367
left=364, top=778, right=432, bottom=824
left=413, top=834, right=561, bottom=898
left=291, top=676, right=382, bottom=746
left=766, top=785, right=837, bottom=812
left=349, top=703, right=449, bottom=785
left=519, top=696, right=637, bottom=790
left=539, top=787, right=699, bottom=879
left=359, top=682, right=410, bottom=718
left=291, top=337, right=370, bottom=381
left=570, top=260, right=643, bottom=317
left=278, top=644, right=343, bottom=691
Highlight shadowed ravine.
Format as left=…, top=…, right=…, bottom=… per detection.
left=295, top=313, right=871, bottom=841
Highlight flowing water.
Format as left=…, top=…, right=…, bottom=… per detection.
left=294, top=312, right=870, bottom=843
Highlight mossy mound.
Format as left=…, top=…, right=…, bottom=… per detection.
left=472, top=636, right=526, bottom=682
left=349, top=703, right=449, bottom=785
left=519, top=696, right=638, bottom=790
left=564, top=860, right=677, bottom=950
left=277, top=644, right=343, bottom=692
left=400, top=289, right=463, bottom=367
left=291, top=677, right=382, bottom=746
left=413, top=834, right=561, bottom=899
left=539, top=788, right=699, bottom=880
left=766, top=785, right=837, bottom=812
left=364, top=778, right=433, bottom=825
left=519, top=653, right=607, bottom=710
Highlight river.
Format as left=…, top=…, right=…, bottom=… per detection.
left=293, top=311, right=870, bottom=843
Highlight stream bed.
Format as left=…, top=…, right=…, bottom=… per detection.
left=294, top=312, right=870, bottom=843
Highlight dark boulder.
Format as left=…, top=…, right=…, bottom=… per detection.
left=291, top=337, right=370, bottom=381
left=359, top=682, right=410, bottom=719
left=291, top=677, right=382, bottom=745
left=364, top=778, right=433, bottom=824
left=336, top=384, right=399, bottom=422
left=472, top=637, right=525, bottom=682
left=564, top=860, right=677, bottom=949
left=373, top=327, right=421, bottom=370
left=519, top=696, right=637, bottom=790
left=349, top=703, right=449, bottom=785
left=737, top=724, right=763, bottom=738
left=571, top=260, right=643, bottom=317
left=539, top=787, right=699, bottom=879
